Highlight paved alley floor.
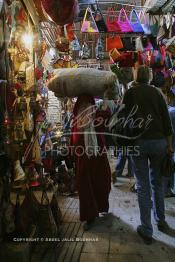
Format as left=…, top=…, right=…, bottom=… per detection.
left=32, top=158, right=175, bottom=262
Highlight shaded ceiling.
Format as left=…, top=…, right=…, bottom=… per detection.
left=145, top=0, right=175, bottom=14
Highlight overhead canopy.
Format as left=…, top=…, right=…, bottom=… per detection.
left=145, top=0, right=175, bottom=14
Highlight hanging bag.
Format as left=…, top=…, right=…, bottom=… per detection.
left=109, top=48, right=121, bottom=63
left=71, top=37, right=81, bottom=51
left=157, top=16, right=169, bottom=43
left=94, top=7, right=108, bottom=32
left=121, top=37, right=135, bottom=51
left=139, top=10, right=151, bottom=35
left=118, top=8, right=133, bottom=33
left=135, top=37, right=144, bottom=51
left=106, top=35, right=123, bottom=52
left=80, top=41, right=91, bottom=59
left=81, top=7, right=99, bottom=33
left=96, top=37, right=105, bottom=60
left=65, top=23, right=75, bottom=41
left=130, top=9, right=143, bottom=33
left=165, top=36, right=175, bottom=56
left=150, top=15, right=159, bottom=37
left=106, top=7, right=121, bottom=33
left=41, top=0, right=79, bottom=26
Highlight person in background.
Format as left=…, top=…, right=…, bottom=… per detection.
left=123, top=65, right=173, bottom=244
left=63, top=99, right=74, bottom=132
left=70, top=95, right=111, bottom=230
left=40, top=123, right=54, bottom=157
left=163, top=89, right=175, bottom=197
left=111, top=99, right=135, bottom=185
left=112, top=153, right=134, bottom=181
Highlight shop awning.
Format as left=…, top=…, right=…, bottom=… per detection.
left=145, top=0, right=175, bottom=14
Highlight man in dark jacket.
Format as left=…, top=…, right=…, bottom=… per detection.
left=123, top=66, right=173, bottom=244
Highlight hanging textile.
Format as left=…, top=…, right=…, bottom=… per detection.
left=41, top=0, right=79, bottom=26
left=81, top=7, right=98, bottom=33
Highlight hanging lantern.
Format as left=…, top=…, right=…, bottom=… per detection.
left=4, top=111, right=13, bottom=126
left=14, top=83, right=22, bottom=90
left=56, top=37, right=69, bottom=52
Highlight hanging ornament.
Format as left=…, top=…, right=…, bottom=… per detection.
left=56, top=36, right=70, bottom=52
left=35, top=66, right=44, bottom=80
left=4, top=111, right=13, bottom=126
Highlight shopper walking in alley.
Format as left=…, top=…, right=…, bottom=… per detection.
left=70, top=95, right=111, bottom=230
left=163, top=89, right=175, bottom=197
left=123, top=65, right=173, bottom=244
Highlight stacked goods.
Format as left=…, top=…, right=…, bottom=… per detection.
left=48, top=68, right=118, bottom=99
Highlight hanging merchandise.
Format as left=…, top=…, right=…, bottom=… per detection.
left=121, top=37, right=135, bottom=51
left=106, top=36, right=123, bottom=52
left=139, top=10, right=151, bottom=35
left=141, top=37, right=153, bottom=51
left=36, top=110, right=46, bottom=123
left=14, top=121, right=27, bottom=142
left=149, top=35, right=159, bottom=49
left=138, top=51, right=150, bottom=66
left=56, top=36, right=70, bottom=53
left=0, top=3, right=10, bottom=80
left=130, top=9, right=143, bottom=33
left=94, top=7, right=108, bottom=33
left=41, top=0, right=79, bottom=26
left=38, top=38, right=47, bottom=62
left=32, top=138, right=42, bottom=164
left=118, top=8, right=133, bottom=33
left=115, top=52, right=138, bottom=67
left=150, top=16, right=159, bottom=37
left=80, top=41, right=91, bottom=59
left=165, top=13, right=171, bottom=30
left=165, top=54, right=173, bottom=69
left=81, top=7, right=99, bottom=33
left=65, top=23, right=75, bottom=41
left=171, top=18, right=175, bottom=37
left=150, top=49, right=165, bottom=69
left=165, top=36, right=175, bottom=56
left=109, top=48, right=121, bottom=63
left=14, top=160, right=26, bottom=182
left=71, top=37, right=81, bottom=51
left=35, top=66, right=43, bottom=81
left=78, top=0, right=95, bottom=3
left=157, top=16, right=169, bottom=43
left=10, top=0, right=28, bottom=39
left=96, top=37, right=104, bottom=60
left=135, top=37, right=144, bottom=52
left=24, top=98, right=34, bottom=133
left=106, top=7, right=121, bottom=33
left=0, top=0, right=3, bottom=14
left=0, top=14, right=5, bottom=76
left=34, top=0, right=48, bottom=21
